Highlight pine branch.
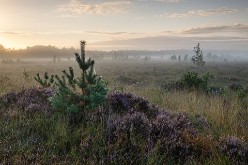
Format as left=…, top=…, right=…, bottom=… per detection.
left=34, top=72, right=54, bottom=87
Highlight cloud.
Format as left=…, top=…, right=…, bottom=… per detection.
left=85, top=31, right=144, bottom=35
left=163, top=7, right=237, bottom=18
left=181, top=24, right=248, bottom=34
left=56, top=0, right=132, bottom=17
left=155, top=0, right=181, bottom=3
left=135, top=0, right=181, bottom=4
left=0, top=31, right=31, bottom=35
left=136, top=0, right=181, bottom=3
left=92, top=35, right=248, bottom=50
left=86, top=31, right=128, bottom=35
left=86, top=24, right=248, bottom=42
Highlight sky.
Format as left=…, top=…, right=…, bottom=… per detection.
left=0, top=0, right=248, bottom=50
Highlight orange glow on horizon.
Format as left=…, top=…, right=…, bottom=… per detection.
left=0, top=38, right=24, bottom=49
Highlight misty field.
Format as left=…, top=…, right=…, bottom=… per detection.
left=0, top=58, right=248, bottom=164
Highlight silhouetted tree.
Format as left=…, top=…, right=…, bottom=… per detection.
left=192, top=43, right=205, bottom=67
left=178, top=55, right=181, bottom=63
left=170, top=54, right=177, bottom=61
left=144, top=55, right=151, bottom=63
left=184, top=54, right=189, bottom=62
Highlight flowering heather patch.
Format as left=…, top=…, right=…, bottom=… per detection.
left=150, top=112, right=200, bottom=161
left=106, top=92, right=214, bottom=163
left=106, top=93, right=217, bottom=162
left=106, top=112, right=150, bottom=164
left=107, top=111, right=151, bottom=144
left=1, top=88, right=248, bottom=163
left=0, top=87, right=55, bottom=112
left=108, top=92, right=159, bottom=118
left=151, top=112, right=195, bottom=142
left=219, top=136, right=248, bottom=163
left=0, top=91, right=17, bottom=106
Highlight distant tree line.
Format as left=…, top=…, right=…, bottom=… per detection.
left=0, top=43, right=246, bottom=62
left=0, top=44, right=195, bottom=59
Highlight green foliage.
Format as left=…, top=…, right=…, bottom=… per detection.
left=180, top=71, right=213, bottom=92
left=35, top=41, right=108, bottom=114
left=34, top=72, right=55, bottom=87
left=238, top=88, right=248, bottom=99
left=192, top=43, right=205, bottom=67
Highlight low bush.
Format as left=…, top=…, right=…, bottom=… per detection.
left=150, top=112, right=199, bottom=162
left=164, top=71, right=214, bottom=94
left=106, top=112, right=150, bottom=164
left=0, top=87, right=54, bottom=113
left=108, top=92, right=159, bottom=119
left=180, top=71, right=213, bottom=91
left=218, top=136, right=248, bottom=163
left=106, top=93, right=217, bottom=163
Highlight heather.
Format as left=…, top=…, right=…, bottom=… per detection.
left=0, top=87, right=54, bottom=113
left=1, top=89, right=248, bottom=164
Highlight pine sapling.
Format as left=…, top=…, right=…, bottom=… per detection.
left=35, top=41, right=108, bottom=114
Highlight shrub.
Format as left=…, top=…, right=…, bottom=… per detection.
left=164, top=71, right=223, bottom=95
left=105, top=112, right=150, bottom=164
left=107, top=112, right=151, bottom=144
left=0, top=91, right=17, bottom=107
left=106, top=93, right=214, bottom=163
left=219, top=136, right=248, bottom=163
left=179, top=71, right=213, bottom=92
left=0, top=87, right=54, bottom=113
left=150, top=112, right=214, bottom=163
left=151, top=113, right=194, bottom=154
left=107, top=92, right=159, bottom=119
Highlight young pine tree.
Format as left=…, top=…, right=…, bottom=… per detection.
left=35, top=41, right=108, bottom=114
left=192, top=43, right=205, bottom=67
